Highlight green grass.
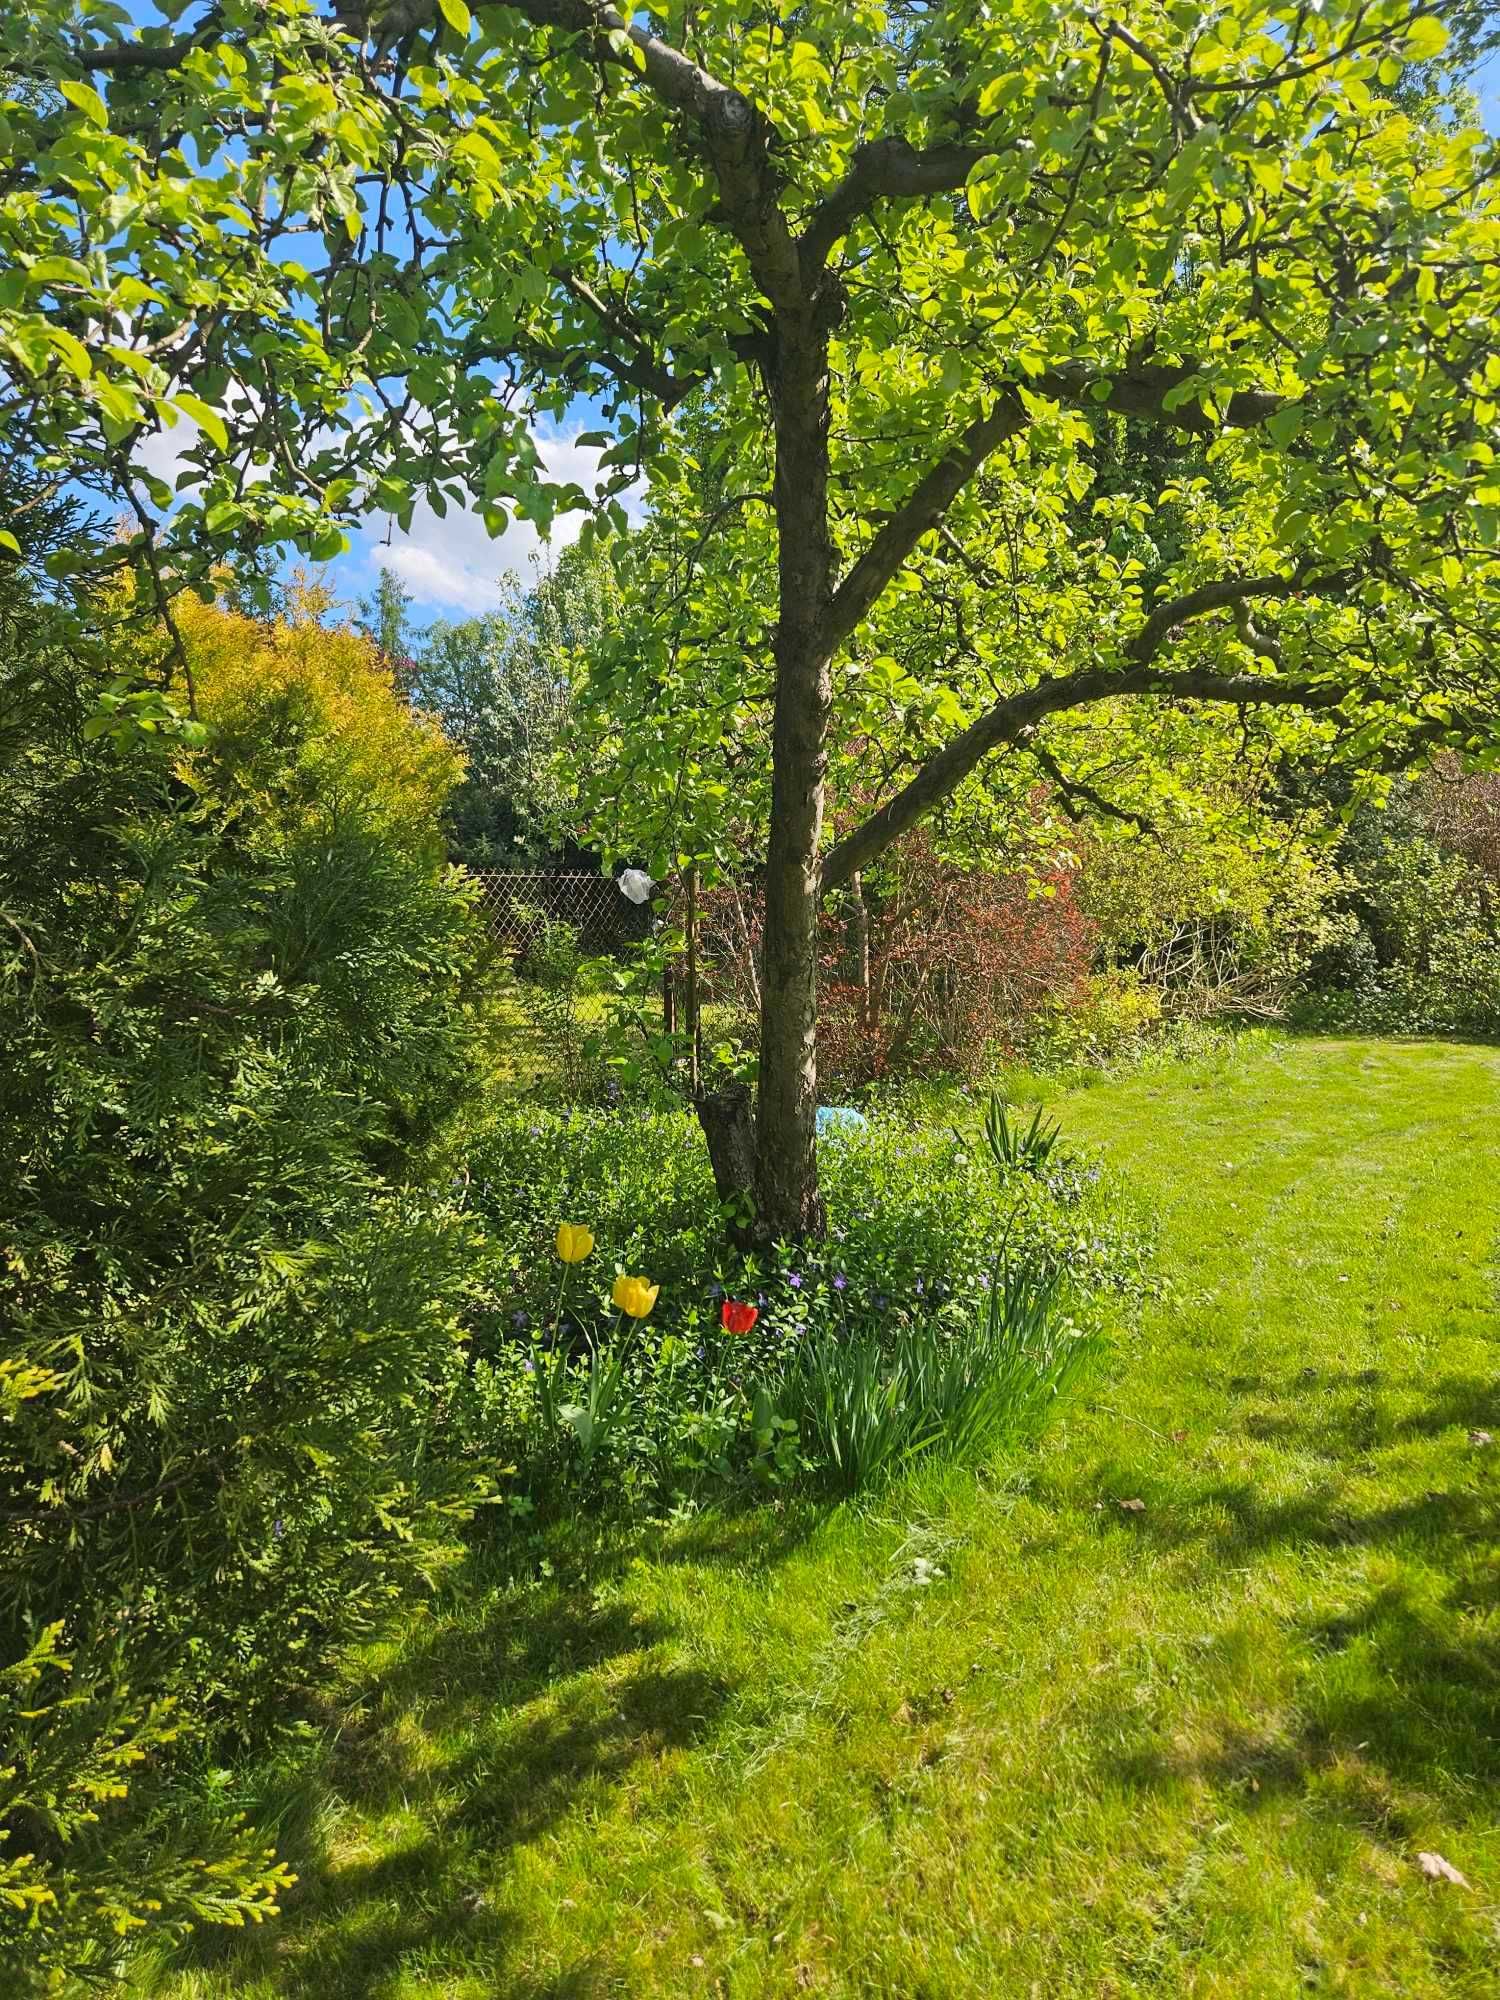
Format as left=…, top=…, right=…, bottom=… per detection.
left=145, top=1036, right=1500, bottom=1998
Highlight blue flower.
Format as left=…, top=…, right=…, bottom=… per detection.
left=513, top=1309, right=530, bottom=1330
left=833, top=1273, right=847, bottom=1291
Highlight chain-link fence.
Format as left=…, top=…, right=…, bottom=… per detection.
left=468, top=870, right=657, bottom=957
left=468, top=870, right=664, bottom=1094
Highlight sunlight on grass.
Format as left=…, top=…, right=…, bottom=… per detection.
left=141, top=1037, right=1500, bottom=1999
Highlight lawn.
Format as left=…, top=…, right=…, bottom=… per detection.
left=147, top=1036, right=1500, bottom=1999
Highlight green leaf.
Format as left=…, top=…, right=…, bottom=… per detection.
left=172, top=395, right=230, bottom=453
left=59, top=79, right=108, bottom=128
left=436, top=0, right=471, bottom=34
left=27, top=254, right=91, bottom=289
left=0, top=530, right=20, bottom=556
left=1403, top=14, right=1449, bottom=62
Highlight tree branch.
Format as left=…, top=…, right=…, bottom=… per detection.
left=1037, top=360, right=1285, bottom=431
left=800, top=137, right=1013, bottom=275
left=827, top=362, right=1293, bottom=663
left=828, top=392, right=1029, bottom=650
left=76, top=12, right=223, bottom=72
left=1125, top=572, right=1299, bottom=664
left=820, top=662, right=1355, bottom=892
left=1029, top=740, right=1156, bottom=833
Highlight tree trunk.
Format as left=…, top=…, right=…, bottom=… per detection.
left=697, top=1081, right=759, bottom=1249
left=754, top=305, right=836, bottom=1241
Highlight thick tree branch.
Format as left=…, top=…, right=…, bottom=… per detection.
left=828, top=392, right=1029, bottom=649
left=823, top=564, right=1367, bottom=887
left=799, top=137, right=1013, bottom=275
left=829, top=365, right=1291, bottom=662
left=1037, top=361, right=1285, bottom=431
left=820, top=662, right=1355, bottom=892
left=1125, top=573, right=1299, bottom=663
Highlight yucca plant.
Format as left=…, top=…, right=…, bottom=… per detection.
left=979, top=1093, right=1065, bottom=1177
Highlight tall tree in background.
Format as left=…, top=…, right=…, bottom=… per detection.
left=5, top=0, right=1500, bottom=1236
left=360, top=562, right=418, bottom=685
left=408, top=540, right=615, bottom=867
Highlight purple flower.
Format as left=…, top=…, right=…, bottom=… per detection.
left=915, top=1279, right=925, bottom=1296
left=788, top=1272, right=803, bottom=1289
left=833, top=1273, right=847, bottom=1291
left=523, top=1358, right=536, bottom=1375
left=273, top=1518, right=285, bottom=1540
left=513, top=1310, right=530, bottom=1330
left=757, top=1292, right=767, bottom=1309
left=875, top=1293, right=888, bottom=1311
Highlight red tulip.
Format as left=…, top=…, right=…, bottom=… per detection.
left=721, top=1299, right=758, bottom=1335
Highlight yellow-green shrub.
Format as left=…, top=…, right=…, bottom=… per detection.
left=176, top=585, right=463, bottom=856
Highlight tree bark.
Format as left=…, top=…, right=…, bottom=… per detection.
left=755, top=301, right=836, bottom=1240
left=697, top=1081, right=759, bottom=1246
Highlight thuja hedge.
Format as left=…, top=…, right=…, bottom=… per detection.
left=0, top=583, right=499, bottom=1988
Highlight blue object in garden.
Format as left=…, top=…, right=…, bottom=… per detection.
left=816, top=1105, right=868, bottom=1138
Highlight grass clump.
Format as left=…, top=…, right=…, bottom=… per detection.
left=768, top=1259, right=1095, bottom=1494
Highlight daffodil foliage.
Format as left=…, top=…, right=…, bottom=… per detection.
left=4, top=0, right=1500, bottom=1232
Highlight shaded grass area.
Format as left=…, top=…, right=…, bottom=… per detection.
left=143, top=1038, right=1500, bottom=1998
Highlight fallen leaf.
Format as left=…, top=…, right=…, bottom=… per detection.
left=1469, top=1430, right=1493, bottom=1448
left=1171, top=1429, right=1189, bottom=1445
left=1117, top=1497, right=1147, bottom=1514
left=1417, top=1850, right=1470, bottom=1887
left=893, top=1700, right=915, bottom=1725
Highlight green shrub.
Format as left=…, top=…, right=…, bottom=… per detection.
left=0, top=592, right=496, bottom=1989
left=1298, top=824, right=1500, bottom=1036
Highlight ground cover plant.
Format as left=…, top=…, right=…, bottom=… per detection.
left=127, top=1035, right=1500, bottom=1999
left=454, top=1093, right=1147, bottom=1505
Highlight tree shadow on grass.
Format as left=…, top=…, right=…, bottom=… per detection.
left=1096, top=1368, right=1500, bottom=1852
left=1111, top=1564, right=1500, bottom=1842
left=166, top=1535, right=747, bottom=2000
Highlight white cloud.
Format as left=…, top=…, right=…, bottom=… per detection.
left=352, top=427, right=637, bottom=618
left=128, top=408, right=641, bottom=621
left=133, top=415, right=199, bottom=491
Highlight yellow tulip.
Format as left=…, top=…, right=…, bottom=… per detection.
left=611, top=1273, right=660, bottom=1319
left=555, top=1222, right=595, bottom=1264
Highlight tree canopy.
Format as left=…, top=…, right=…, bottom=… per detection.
left=5, top=0, right=1500, bottom=1230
